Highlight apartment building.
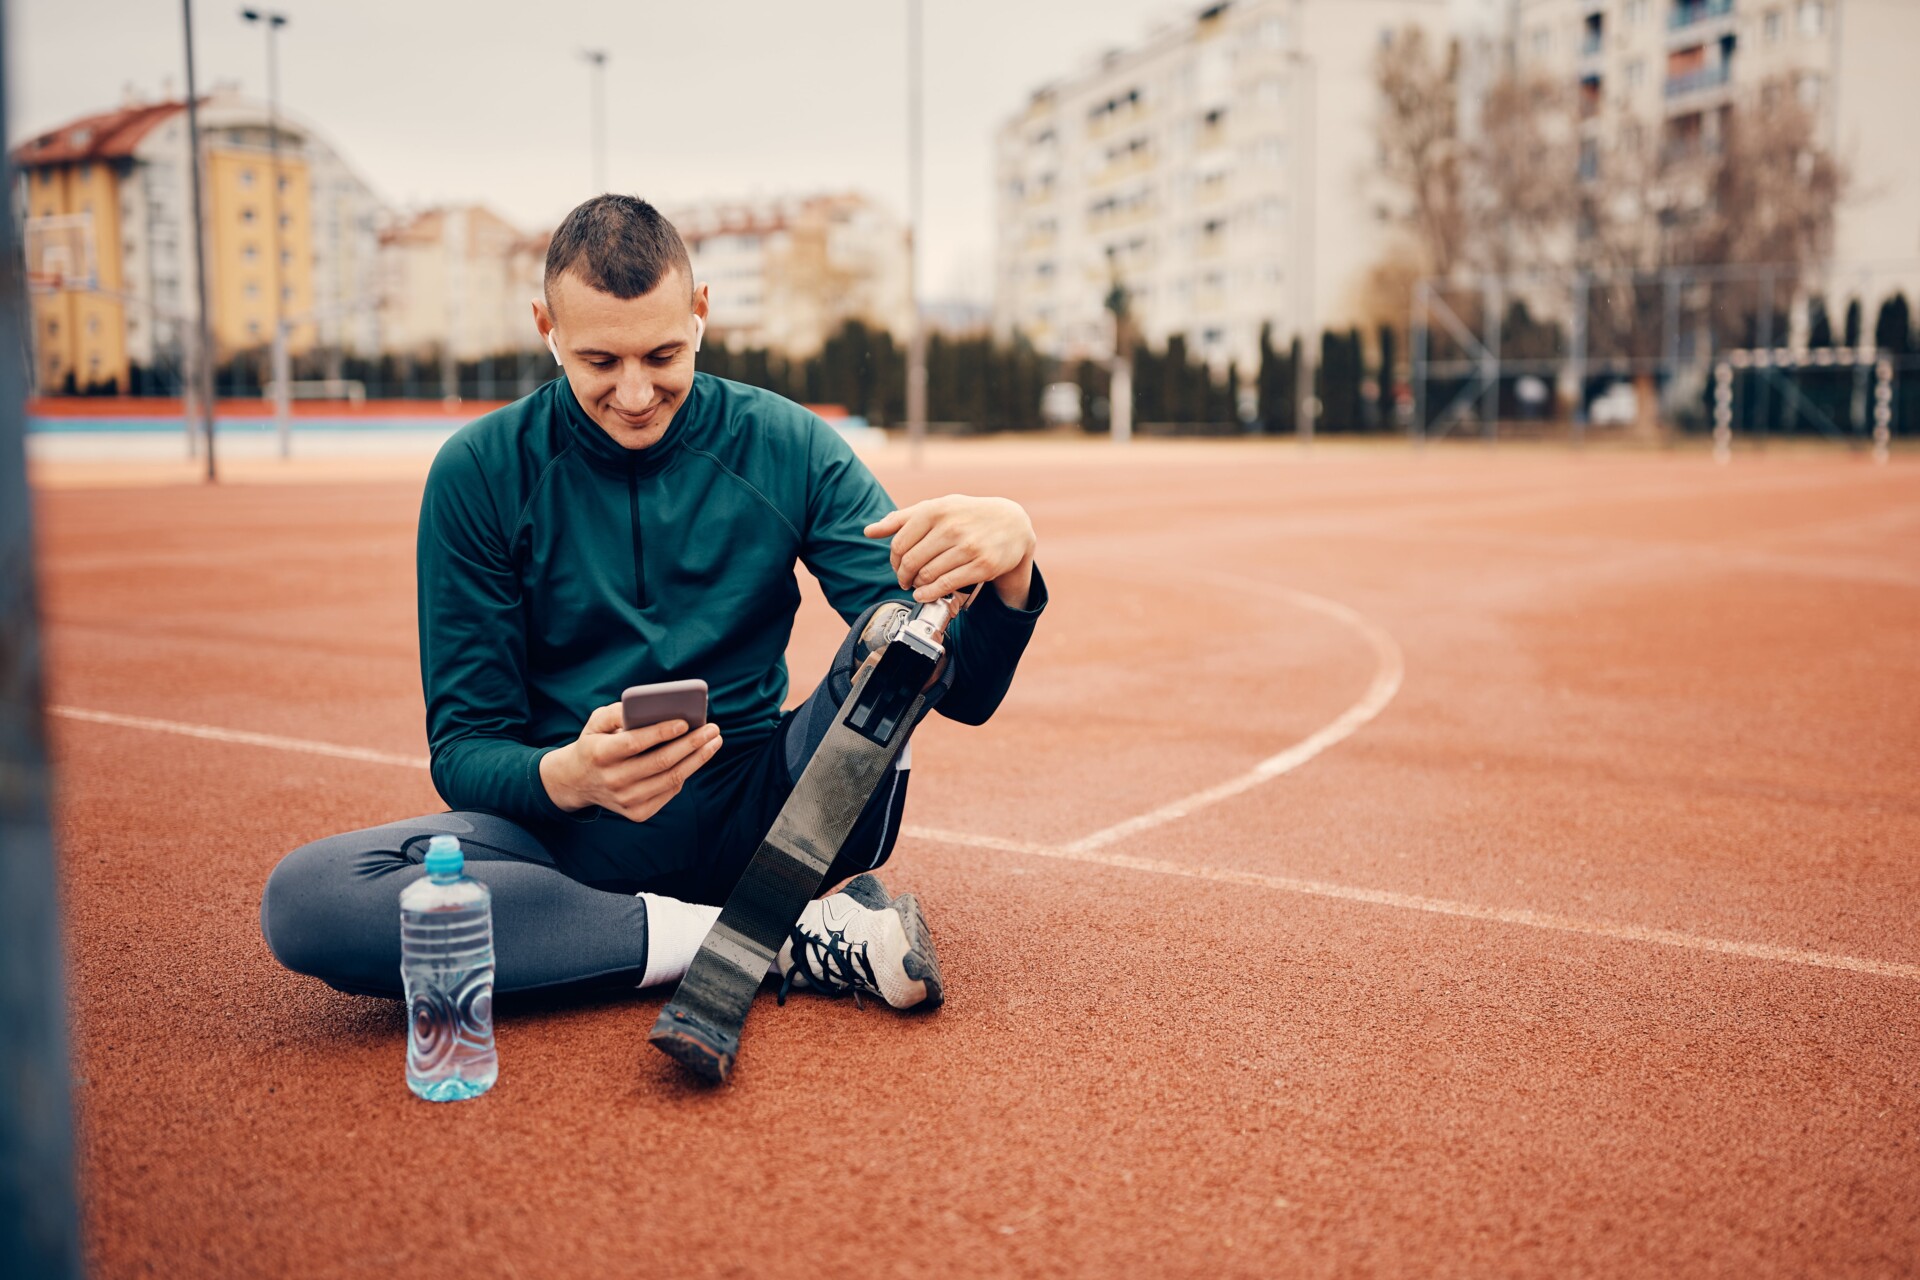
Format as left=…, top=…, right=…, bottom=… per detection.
left=379, top=205, right=548, bottom=359
left=1510, top=0, right=1920, bottom=271
left=672, top=193, right=911, bottom=357
left=15, top=92, right=387, bottom=393
left=993, top=0, right=1448, bottom=372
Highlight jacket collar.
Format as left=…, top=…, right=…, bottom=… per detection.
left=556, top=373, right=703, bottom=477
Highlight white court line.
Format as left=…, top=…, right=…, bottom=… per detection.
left=46, top=702, right=1920, bottom=984
left=48, top=706, right=432, bottom=770
left=1062, top=576, right=1404, bottom=854
left=902, top=825, right=1920, bottom=982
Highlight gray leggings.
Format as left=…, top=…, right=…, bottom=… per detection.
left=260, top=607, right=941, bottom=999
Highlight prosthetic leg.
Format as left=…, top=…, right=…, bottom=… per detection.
left=649, top=591, right=972, bottom=1084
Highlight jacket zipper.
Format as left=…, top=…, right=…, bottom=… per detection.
left=627, top=460, right=649, bottom=608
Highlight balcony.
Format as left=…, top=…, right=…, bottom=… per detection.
left=1670, top=0, right=1734, bottom=31
left=1665, top=62, right=1731, bottom=100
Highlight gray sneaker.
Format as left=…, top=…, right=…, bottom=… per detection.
left=775, top=881, right=944, bottom=1011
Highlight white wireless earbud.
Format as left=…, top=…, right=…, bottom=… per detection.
left=547, top=330, right=563, bottom=367
left=693, top=314, right=705, bottom=353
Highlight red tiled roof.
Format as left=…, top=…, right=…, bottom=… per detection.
left=13, top=101, right=189, bottom=167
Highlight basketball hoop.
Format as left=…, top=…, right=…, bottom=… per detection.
left=24, top=213, right=94, bottom=298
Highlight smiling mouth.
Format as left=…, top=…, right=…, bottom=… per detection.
left=612, top=404, right=659, bottom=427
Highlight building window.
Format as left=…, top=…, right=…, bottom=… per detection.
left=1764, top=9, right=1783, bottom=39
left=243, top=244, right=259, bottom=261
left=1797, top=1, right=1825, bottom=36
left=241, top=207, right=257, bottom=224
left=247, top=320, right=261, bottom=337
left=1530, top=28, right=1550, bottom=57
left=245, top=282, right=261, bottom=299
left=1624, top=0, right=1647, bottom=22
left=1626, top=59, right=1644, bottom=89
left=78, top=162, right=91, bottom=180
left=279, top=214, right=292, bottom=229
left=240, top=168, right=255, bottom=187
left=1798, top=73, right=1823, bottom=107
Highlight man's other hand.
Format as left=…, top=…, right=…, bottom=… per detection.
left=863, top=494, right=1037, bottom=609
left=538, top=703, right=723, bottom=820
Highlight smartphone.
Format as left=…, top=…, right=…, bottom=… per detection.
left=621, top=678, right=709, bottom=734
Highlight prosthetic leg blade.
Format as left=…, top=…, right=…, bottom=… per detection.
left=649, top=1005, right=739, bottom=1084
left=648, top=600, right=954, bottom=1085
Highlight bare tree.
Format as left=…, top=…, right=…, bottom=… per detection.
left=1372, top=27, right=1465, bottom=281
left=1573, top=83, right=1848, bottom=431
left=1372, top=27, right=1851, bottom=435
left=1683, top=85, right=1847, bottom=337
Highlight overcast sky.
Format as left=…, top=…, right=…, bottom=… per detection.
left=8, top=0, right=1248, bottom=304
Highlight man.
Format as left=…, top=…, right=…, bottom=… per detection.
left=259, top=195, right=1045, bottom=1011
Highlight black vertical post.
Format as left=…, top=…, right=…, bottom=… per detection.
left=0, top=1, right=85, bottom=1272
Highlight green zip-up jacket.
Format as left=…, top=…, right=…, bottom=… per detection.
left=417, top=373, right=1046, bottom=828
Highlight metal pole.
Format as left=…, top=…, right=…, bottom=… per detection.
left=1712, top=360, right=1733, bottom=464
left=1661, top=269, right=1679, bottom=426
left=905, top=0, right=926, bottom=465
left=184, top=0, right=218, bottom=482
left=1411, top=278, right=1428, bottom=445
left=1872, top=358, right=1892, bottom=465
left=581, top=50, right=607, bottom=193
left=1290, top=35, right=1316, bottom=444
left=254, top=12, right=292, bottom=458
left=1482, top=275, right=1501, bottom=442
left=1569, top=271, right=1588, bottom=445
left=1756, top=270, right=1775, bottom=445
left=0, top=0, right=84, bottom=1267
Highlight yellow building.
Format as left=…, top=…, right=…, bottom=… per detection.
left=206, top=144, right=316, bottom=354
left=15, top=103, right=173, bottom=393
left=14, top=94, right=388, bottom=395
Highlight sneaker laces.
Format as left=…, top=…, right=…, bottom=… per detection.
left=778, top=918, right=881, bottom=1009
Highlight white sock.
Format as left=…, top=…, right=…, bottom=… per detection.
left=636, top=893, right=721, bottom=989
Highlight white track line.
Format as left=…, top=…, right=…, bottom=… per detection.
left=47, top=706, right=432, bottom=770
left=902, top=825, right=1920, bottom=982
left=1063, top=576, right=1404, bottom=853
left=47, top=702, right=1920, bottom=983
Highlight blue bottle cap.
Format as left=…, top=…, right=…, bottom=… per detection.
left=423, top=834, right=463, bottom=877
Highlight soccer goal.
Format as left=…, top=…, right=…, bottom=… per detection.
left=1712, top=347, right=1895, bottom=465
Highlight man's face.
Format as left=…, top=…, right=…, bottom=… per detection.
left=534, top=266, right=709, bottom=451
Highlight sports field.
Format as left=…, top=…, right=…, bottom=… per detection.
left=33, top=438, right=1920, bottom=1276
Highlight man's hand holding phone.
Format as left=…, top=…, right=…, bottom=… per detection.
left=538, top=701, right=722, bottom=822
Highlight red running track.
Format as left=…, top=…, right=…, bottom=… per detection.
left=33, top=442, right=1920, bottom=1277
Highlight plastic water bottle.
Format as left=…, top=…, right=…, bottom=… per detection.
left=400, top=835, right=498, bottom=1101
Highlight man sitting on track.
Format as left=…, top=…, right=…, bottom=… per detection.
left=258, top=194, right=1045, bottom=1012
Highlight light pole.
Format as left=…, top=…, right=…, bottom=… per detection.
left=1288, top=36, right=1317, bottom=444
left=184, top=0, right=217, bottom=482
left=581, top=50, right=608, bottom=193
left=241, top=7, right=290, bottom=458
left=905, top=0, right=926, bottom=466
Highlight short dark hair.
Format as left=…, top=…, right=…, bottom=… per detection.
left=543, top=194, right=693, bottom=308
